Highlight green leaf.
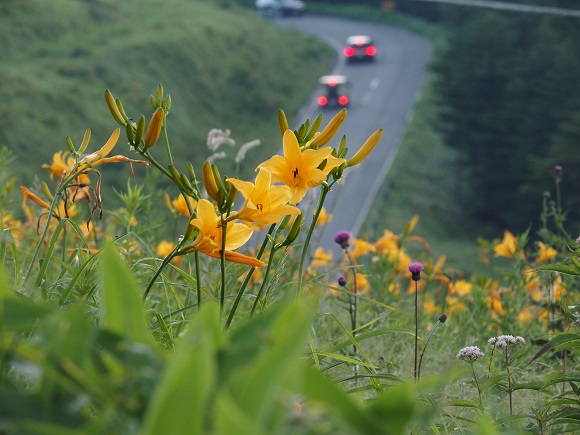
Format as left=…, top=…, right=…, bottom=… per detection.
left=100, top=244, right=147, bottom=343
left=214, top=393, right=268, bottom=435
left=227, top=300, right=314, bottom=432
left=368, top=383, right=417, bottom=434
left=141, top=303, right=221, bottom=435
left=536, top=263, right=580, bottom=276
left=449, top=400, right=482, bottom=409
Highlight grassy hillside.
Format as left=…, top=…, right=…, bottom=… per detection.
left=0, top=0, right=334, bottom=190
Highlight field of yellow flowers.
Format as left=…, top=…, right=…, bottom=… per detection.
left=1, top=85, right=579, bottom=434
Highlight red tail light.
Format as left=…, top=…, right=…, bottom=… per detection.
left=343, top=47, right=355, bottom=57
left=338, top=95, right=349, bottom=106
left=364, top=45, right=377, bottom=56
left=317, top=96, right=328, bottom=106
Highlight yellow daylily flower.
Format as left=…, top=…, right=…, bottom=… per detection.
left=258, top=130, right=345, bottom=204
left=226, top=168, right=301, bottom=226
left=535, top=242, right=557, bottom=263
left=156, top=240, right=181, bottom=266
left=350, top=238, right=376, bottom=259
left=74, top=128, right=149, bottom=175
left=172, top=194, right=195, bottom=217
left=42, top=151, right=90, bottom=185
left=310, top=247, right=332, bottom=268
left=449, top=279, right=472, bottom=297
left=494, top=230, right=517, bottom=258
left=21, top=186, right=79, bottom=218
left=187, top=199, right=265, bottom=267
left=315, top=207, right=333, bottom=226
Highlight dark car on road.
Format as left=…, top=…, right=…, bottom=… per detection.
left=343, top=35, right=377, bottom=63
left=255, top=0, right=305, bottom=17
left=317, top=75, right=349, bottom=108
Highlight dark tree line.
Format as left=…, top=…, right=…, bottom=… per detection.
left=430, top=4, right=580, bottom=233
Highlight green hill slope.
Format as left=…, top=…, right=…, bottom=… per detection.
left=0, top=0, right=334, bottom=188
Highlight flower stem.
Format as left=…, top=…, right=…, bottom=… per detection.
left=417, top=321, right=441, bottom=381
left=297, top=183, right=330, bottom=296
left=414, top=280, right=419, bottom=382
left=250, top=242, right=278, bottom=316
left=471, top=362, right=484, bottom=410
left=225, top=224, right=275, bottom=328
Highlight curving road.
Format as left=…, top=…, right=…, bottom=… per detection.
left=275, top=15, right=433, bottom=253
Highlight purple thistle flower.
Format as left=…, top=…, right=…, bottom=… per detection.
left=408, top=261, right=424, bottom=281
left=333, top=231, right=351, bottom=249
left=439, top=313, right=448, bottom=323
left=554, top=165, right=563, bottom=176
left=338, top=276, right=347, bottom=287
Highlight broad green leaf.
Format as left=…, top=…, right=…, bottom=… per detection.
left=369, top=383, right=417, bottom=435
left=214, top=393, right=268, bottom=435
left=449, top=400, right=483, bottom=409
left=301, top=364, right=385, bottom=434
left=228, top=300, right=314, bottom=431
left=100, top=244, right=147, bottom=343
left=536, top=263, right=580, bottom=276
left=141, top=304, right=221, bottom=435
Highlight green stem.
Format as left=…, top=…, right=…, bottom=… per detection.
left=250, top=242, right=278, bottom=316
left=219, top=215, right=227, bottom=313
left=471, top=362, right=484, bottom=410
left=195, top=251, right=202, bottom=310
left=143, top=247, right=180, bottom=300
left=297, top=183, right=330, bottom=296
left=417, top=321, right=441, bottom=381
left=162, top=123, right=173, bottom=166
left=225, top=224, right=276, bottom=328
left=414, top=280, right=419, bottom=382
left=505, top=348, right=513, bottom=415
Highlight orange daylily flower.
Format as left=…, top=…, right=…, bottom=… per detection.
left=186, top=198, right=265, bottom=267
left=310, top=247, right=332, bottom=268
left=43, top=151, right=90, bottom=185
left=258, top=130, right=345, bottom=204
left=226, top=168, right=301, bottom=226
left=171, top=194, right=195, bottom=217
left=535, top=242, right=557, bottom=263
left=315, top=207, right=333, bottom=226
left=350, top=238, right=376, bottom=259
left=494, top=230, right=517, bottom=258
left=74, top=128, right=149, bottom=175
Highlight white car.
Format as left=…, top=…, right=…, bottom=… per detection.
left=256, top=0, right=305, bottom=17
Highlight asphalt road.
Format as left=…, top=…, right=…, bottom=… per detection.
left=273, top=15, right=433, bottom=253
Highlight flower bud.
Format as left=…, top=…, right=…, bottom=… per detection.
left=278, top=109, right=289, bottom=136
left=202, top=161, right=219, bottom=201
left=144, top=108, right=164, bottom=148
left=310, top=108, right=346, bottom=147
left=104, top=89, right=126, bottom=126
left=347, top=129, right=383, bottom=167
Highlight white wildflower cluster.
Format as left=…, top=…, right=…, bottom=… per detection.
left=235, top=139, right=261, bottom=164
left=207, top=128, right=236, bottom=152
left=456, top=346, right=485, bottom=362
left=488, top=335, right=526, bottom=349
left=206, top=152, right=227, bottom=164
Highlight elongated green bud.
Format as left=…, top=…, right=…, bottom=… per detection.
left=41, top=181, right=54, bottom=201
left=150, top=95, right=157, bottom=109
left=125, top=122, right=135, bottom=145
left=281, top=214, right=303, bottom=247
left=163, top=94, right=171, bottom=112
left=168, top=164, right=185, bottom=190
left=65, top=136, right=75, bottom=154
left=156, top=83, right=164, bottom=102
left=278, top=109, right=289, bottom=136
left=105, top=90, right=126, bottom=126
left=180, top=173, right=195, bottom=194
left=347, top=128, right=383, bottom=167
left=310, top=108, right=347, bottom=147
left=134, top=115, right=146, bottom=145
left=305, top=114, right=323, bottom=142
left=79, top=129, right=91, bottom=154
